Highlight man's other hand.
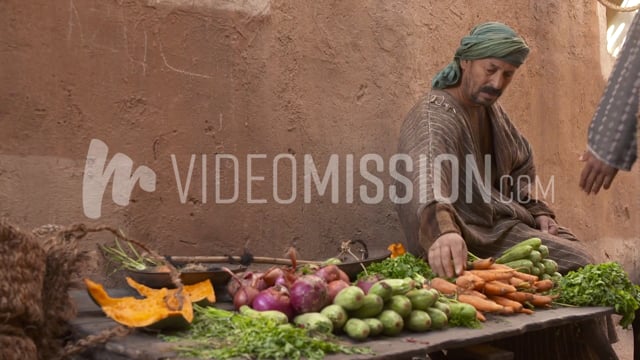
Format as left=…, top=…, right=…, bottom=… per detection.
left=535, top=215, right=558, bottom=235
left=428, top=233, right=467, bottom=278
left=579, top=150, right=619, bottom=194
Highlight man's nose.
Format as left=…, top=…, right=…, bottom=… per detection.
left=489, top=74, right=504, bottom=90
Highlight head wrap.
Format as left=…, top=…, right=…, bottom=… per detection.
left=432, top=22, right=530, bottom=89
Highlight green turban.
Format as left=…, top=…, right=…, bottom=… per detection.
left=432, top=22, right=530, bottom=89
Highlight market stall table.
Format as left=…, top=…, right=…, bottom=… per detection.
left=69, top=289, right=613, bottom=359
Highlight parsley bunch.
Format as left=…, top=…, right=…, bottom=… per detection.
left=554, top=262, right=640, bottom=328
left=358, top=253, right=435, bottom=283
left=162, top=306, right=371, bottom=359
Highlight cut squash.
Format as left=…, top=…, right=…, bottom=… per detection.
left=84, top=278, right=193, bottom=329
left=125, top=277, right=216, bottom=305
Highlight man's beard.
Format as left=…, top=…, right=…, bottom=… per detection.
left=472, top=86, right=502, bottom=105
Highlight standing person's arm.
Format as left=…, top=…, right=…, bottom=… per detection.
left=580, top=12, right=640, bottom=194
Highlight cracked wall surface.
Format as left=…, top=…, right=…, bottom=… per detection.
left=1, top=0, right=638, bottom=282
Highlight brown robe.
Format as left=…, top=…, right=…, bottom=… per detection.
left=395, top=89, right=594, bottom=273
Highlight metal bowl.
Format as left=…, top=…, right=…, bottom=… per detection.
left=126, top=264, right=246, bottom=289
left=336, top=251, right=390, bottom=281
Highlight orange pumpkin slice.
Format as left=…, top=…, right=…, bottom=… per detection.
left=84, top=278, right=193, bottom=329
left=125, top=277, right=216, bottom=305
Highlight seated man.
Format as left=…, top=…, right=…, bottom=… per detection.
left=396, top=21, right=594, bottom=278
left=395, top=22, right=617, bottom=359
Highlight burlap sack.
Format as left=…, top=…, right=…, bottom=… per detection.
left=0, top=222, right=163, bottom=359
left=0, top=222, right=46, bottom=359
left=0, top=332, right=38, bottom=360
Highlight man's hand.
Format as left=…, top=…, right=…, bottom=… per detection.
left=579, top=150, right=619, bottom=194
left=535, top=215, right=558, bottom=235
left=428, top=233, right=467, bottom=278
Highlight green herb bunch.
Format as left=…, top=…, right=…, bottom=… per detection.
left=553, top=262, right=640, bottom=328
left=162, top=306, right=371, bottom=359
left=100, top=237, right=160, bottom=272
left=358, top=253, right=435, bottom=283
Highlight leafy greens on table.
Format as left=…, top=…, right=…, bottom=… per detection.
left=162, top=305, right=371, bottom=360
left=357, top=253, right=434, bottom=282
left=553, top=261, right=640, bottom=328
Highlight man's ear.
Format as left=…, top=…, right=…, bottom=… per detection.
left=459, top=59, right=470, bottom=71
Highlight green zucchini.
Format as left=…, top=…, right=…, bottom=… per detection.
left=496, top=245, right=534, bottom=264
left=502, top=259, right=534, bottom=272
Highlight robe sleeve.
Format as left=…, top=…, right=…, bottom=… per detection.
left=396, top=93, right=466, bottom=254
left=587, top=11, right=639, bottom=171
left=418, top=202, right=461, bottom=252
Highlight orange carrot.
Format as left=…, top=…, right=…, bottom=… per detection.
left=488, top=295, right=524, bottom=313
left=489, top=263, right=512, bottom=270
left=519, top=308, right=534, bottom=315
left=461, top=289, right=488, bottom=299
left=509, top=277, right=531, bottom=289
left=429, top=277, right=458, bottom=295
left=468, top=269, right=515, bottom=282
left=469, top=257, right=495, bottom=270
left=505, top=291, right=535, bottom=303
left=458, top=294, right=505, bottom=313
left=483, top=280, right=517, bottom=296
left=529, top=294, right=555, bottom=307
left=461, top=271, right=486, bottom=290
left=455, top=274, right=478, bottom=290
left=476, top=310, right=487, bottom=322
left=512, top=271, right=539, bottom=283
left=499, top=306, right=515, bottom=315
left=533, top=279, right=554, bottom=292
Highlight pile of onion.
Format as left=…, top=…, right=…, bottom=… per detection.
left=224, top=248, right=352, bottom=318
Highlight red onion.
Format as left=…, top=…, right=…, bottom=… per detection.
left=314, top=264, right=341, bottom=283
left=233, top=286, right=259, bottom=309
left=327, top=279, right=350, bottom=302
left=226, top=271, right=258, bottom=297
left=252, top=284, right=294, bottom=319
left=356, top=274, right=383, bottom=294
left=262, top=267, right=285, bottom=286
left=338, top=268, right=350, bottom=283
left=226, top=276, right=242, bottom=297
left=262, top=246, right=300, bottom=289
left=289, top=274, right=330, bottom=314
left=224, top=268, right=263, bottom=310
left=287, top=247, right=298, bottom=269
left=253, top=274, right=269, bottom=291
left=275, top=275, right=288, bottom=287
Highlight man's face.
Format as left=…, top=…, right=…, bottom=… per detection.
left=459, top=58, right=518, bottom=106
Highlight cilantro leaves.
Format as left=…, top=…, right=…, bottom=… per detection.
left=163, top=305, right=371, bottom=359
left=554, top=262, right=640, bottom=328
left=357, top=253, right=435, bottom=282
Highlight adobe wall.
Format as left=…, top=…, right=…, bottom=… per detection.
left=1, top=0, right=637, bottom=279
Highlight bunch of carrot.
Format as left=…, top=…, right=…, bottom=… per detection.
left=425, top=257, right=556, bottom=321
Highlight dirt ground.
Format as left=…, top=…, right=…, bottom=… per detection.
left=613, top=324, right=634, bottom=360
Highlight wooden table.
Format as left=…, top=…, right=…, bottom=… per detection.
left=69, top=289, right=613, bottom=360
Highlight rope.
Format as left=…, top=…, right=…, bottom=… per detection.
left=597, top=0, right=640, bottom=12
left=31, top=223, right=187, bottom=359
left=60, top=325, right=133, bottom=359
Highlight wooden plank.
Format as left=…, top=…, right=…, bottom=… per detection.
left=69, top=290, right=612, bottom=360
left=323, top=306, right=613, bottom=359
